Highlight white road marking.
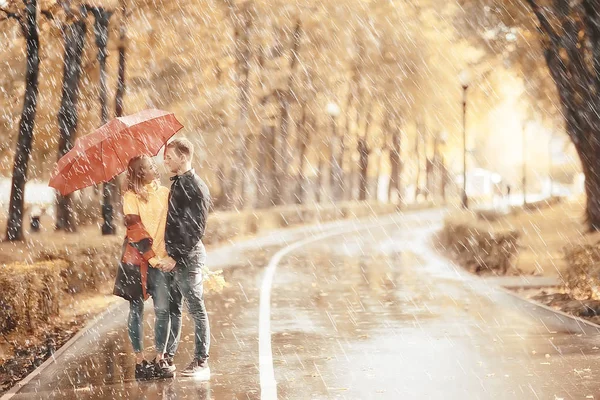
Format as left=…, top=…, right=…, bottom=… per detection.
left=258, top=211, right=442, bottom=399
left=259, top=228, right=352, bottom=399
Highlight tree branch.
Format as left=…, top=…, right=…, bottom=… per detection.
left=0, top=6, right=26, bottom=33
left=0, top=7, right=21, bottom=22
left=40, top=9, right=55, bottom=20
left=524, top=0, right=561, bottom=48
left=582, top=0, right=600, bottom=85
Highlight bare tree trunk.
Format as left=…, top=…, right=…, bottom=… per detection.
left=432, top=136, right=445, bottom=201
left=254, top=43, right=274, bottom=208
left=375, top=110, right=390, bottom=203
left=276, top=93, right=291, bottom=204
left=55, top=7, right=87, bottom=233
left=341, top=86, right=354, bottom=188
left=414, top=120, right=422, bottom=201
left=349, top=156, right=357, bottom=201
left=294, top=107, right=309, bottom=204
left=115, top=0, right=127, bottom=118
left=580, top=144, right=600, bottom=230
left=526, top=0, right=600, bottom=229
left=241, top=132, right=257, bottom=208
left=256, top=123, right=270, bottom=208
left=358, top=139, right=370, bottom=201
left=316, top=156, right=325, bottom=203
left=224, top=1, right=252, bottom=210
left=334, top=85, right=355, bottom=199
left=375, top=148, right=387, bottom=203
left=329, top=117, right=344, bottom=202
left=89, top=6, right=116, bottom=235
left=215, top=163, right=228, bottom=210
left=425, top=158, right=433, bottom=201
left=357, top=102, right=374, bottom=201
left=275, top=20, right=302, bottom=205
left=110, top=0, right=128, bottom=218
left=440, top=159, right=448, bottom=202
left=267, top=125, right=279, bottom=207
left=389, top=125, right=402, bottom=204
left=424, top=129, right=432, bottom=201
left=6, top=0, right=40, bottom=241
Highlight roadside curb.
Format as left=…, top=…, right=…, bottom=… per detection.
left=0, top=300, right=126, bottom=400
left=433, top=235, right=600, bottom=335
left=497, top=284, right=600, bottom=335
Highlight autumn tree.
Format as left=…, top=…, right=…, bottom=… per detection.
left=522, top=0, right=600, bottom=230
left=55, top=1, right=88, bottom=232
left=2, top=0, right=41, bottom=241
left=88, top=5, right=116, bottom=235
left=114, top=0, right=127, bottom=119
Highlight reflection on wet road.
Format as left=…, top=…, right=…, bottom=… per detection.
left=10, top=210, right=600, bottom=399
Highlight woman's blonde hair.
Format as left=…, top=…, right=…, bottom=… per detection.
left=125, top=155, right=154, bottom=202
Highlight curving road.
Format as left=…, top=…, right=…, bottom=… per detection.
left=6, top=209, right=600, bottom=400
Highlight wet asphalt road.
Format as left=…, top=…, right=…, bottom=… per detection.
left=8, top=209, right=600, bottom=399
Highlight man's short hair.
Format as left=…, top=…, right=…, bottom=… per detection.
left=166, top=137, right=194, bottom=159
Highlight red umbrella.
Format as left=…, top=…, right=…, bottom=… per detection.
left=49, top=109, right=183, bottom=195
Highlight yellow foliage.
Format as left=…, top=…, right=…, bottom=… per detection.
left=200, top=266, right=228, bottom=294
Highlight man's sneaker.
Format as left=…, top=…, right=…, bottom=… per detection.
left=180, top=358, right=210, bottom=379
left=152, top=358, right=175, bottom=379
left=163, top=353, right=176, bottom=373
left=135, top=360, right=155, bottom=381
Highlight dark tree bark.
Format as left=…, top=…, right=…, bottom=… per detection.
left=432, top=135, right=446, bottom=201
left=341, top=86, right=354, bottom=191
left=414, top=120, right=422, bottom=201
left=358, top=102, right=373, bottom=201
left=374, top=149, right=385, bottom=202
left=526, top=0, right=600, bottom=230
left=115, top=0, right=127, bottom=118
left=256, top=122, right=273, bottom=208
left=357, top=138, right=370, bottom=201
left=215, top=163, right=229, bottom=209
left=316, top=156, right=325, bottom=204
left=275, top=20, right=302, bottom=205
left=389, top=122, right=402, bottom=204
left=223, top=0, right=252, bottom=210
left=254, top=43, right=274, bottom=208
left=89, top=6, right=115, bottom=235
left=266, top=124, right=279, bottom=207
left=5, top=1, right=41, bottom=241
left=329, top=116, right=344, bottom=202
left=294, top=106, right=309, bottom=204
left=349, top=156, right=357, bottom=201
left=111, top=0, right=128, bottom=218
left=375, top=110, right=391, bottom=203
left=55, top=6, right=87, bottom=233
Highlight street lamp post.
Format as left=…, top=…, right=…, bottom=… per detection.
left=459, top=70, right=471, bottom=209
left=327, top=102, right=342, bottom=201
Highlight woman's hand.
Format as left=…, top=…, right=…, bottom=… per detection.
left=157, top=257, right=177, bottom=272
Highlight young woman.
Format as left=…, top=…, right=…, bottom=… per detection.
left=114, top=155, right=182, bottom=380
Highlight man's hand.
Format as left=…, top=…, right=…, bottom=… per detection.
left=158, top=257, right=177, bottom=272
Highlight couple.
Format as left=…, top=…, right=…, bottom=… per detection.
left=113, top=138, right=211, bottom=381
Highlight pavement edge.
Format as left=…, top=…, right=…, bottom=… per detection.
left=498, top=285, right=600, bottom=334
left=0, top=300, right=126, bottom=400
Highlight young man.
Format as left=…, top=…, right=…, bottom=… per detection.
left=159, top=137, right=211, bottom=380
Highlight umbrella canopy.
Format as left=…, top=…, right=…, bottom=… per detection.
left=49, top=109, right=183, bottom=196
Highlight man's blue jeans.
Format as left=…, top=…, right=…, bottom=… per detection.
left=175, top=243, right=210, bottom=360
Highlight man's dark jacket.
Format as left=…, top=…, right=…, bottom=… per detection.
left=165, top=169, right=211, bottom=261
